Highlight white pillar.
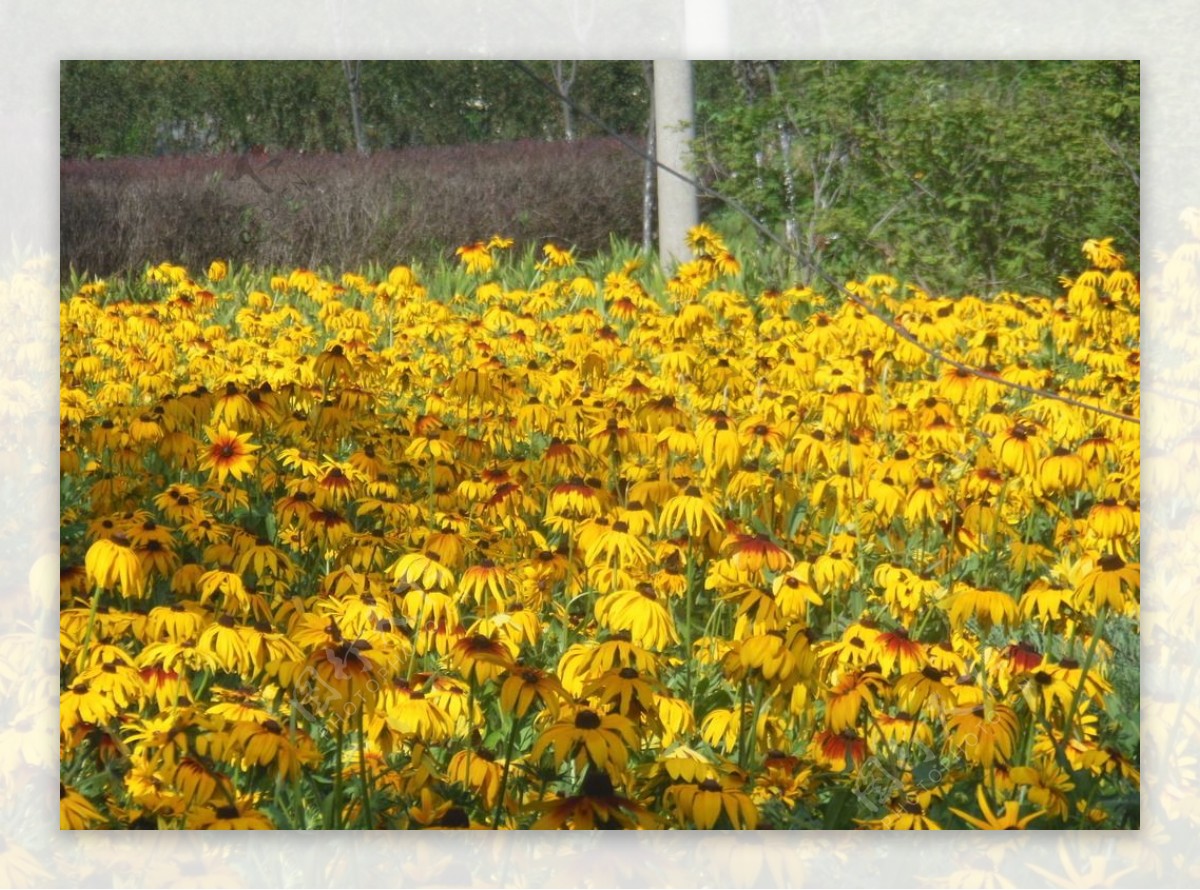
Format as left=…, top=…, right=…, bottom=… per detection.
left=653, top=60, right=699, bottom=272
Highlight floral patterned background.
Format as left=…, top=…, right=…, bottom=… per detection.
left=4, top=0, right=1198, bottom=884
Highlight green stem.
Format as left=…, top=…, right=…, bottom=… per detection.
left=289, top=697, right=306, bottom=828
left=406, top=595, right=429, bottom=682
left=685, top=541, right=697, bottom=704
left=465, top=682, right=477, bottom=815
left=357, top=707, right=373, bottom=829
left=561, top=532, right=576, bottom=653
left=77, top=585, right=103, bottom=669
left=330, top=718, right=344, bottom=830
left=491, top=713, right=523, bottom=829
left=735, top=675, right=750, bottom=769
left=1076, top=774, right=1102, bottom=829
left=1062, top=606, right=1109, bottom=744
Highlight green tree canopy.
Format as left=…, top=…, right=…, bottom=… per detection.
left=692, top=60, right=1139, bottom=294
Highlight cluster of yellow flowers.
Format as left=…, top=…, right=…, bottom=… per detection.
left=60, top=227, right=1138, bottom=829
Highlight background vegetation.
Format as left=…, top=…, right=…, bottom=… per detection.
left=61, top=139, right=644, bottom=280
left=60, top=60, right=1138, bottom=292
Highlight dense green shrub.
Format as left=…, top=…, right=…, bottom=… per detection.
left=692, top=61, right=1139, bottom=295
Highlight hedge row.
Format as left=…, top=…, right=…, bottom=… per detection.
left=61, top=137, right=645, bottom=280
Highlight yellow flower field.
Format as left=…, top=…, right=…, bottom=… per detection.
left=59, top=228, right=1139, bottom=829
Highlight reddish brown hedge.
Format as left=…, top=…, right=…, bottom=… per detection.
left=61, top=137, right=644, bottom=279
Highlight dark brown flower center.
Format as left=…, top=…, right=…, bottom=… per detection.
left=574, top=709, right=602, bottom=730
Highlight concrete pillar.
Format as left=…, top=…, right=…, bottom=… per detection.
left=653, top=60, right=700, bottom=272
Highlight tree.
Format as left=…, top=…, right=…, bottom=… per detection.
left=342, top=61, right=368, bottom=155
left=549, top=61, right=578, bottom=141
left=692, top=60, right=1140, bottom=294
left=641, top=61, right=656, bottom=256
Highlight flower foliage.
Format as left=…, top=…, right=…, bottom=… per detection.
left=59, top=231, right=1139, bottom=830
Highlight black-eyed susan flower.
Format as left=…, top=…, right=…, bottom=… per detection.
left=949, top=784, right=1045, bottom=830
left=668, top=776, right=758, bottom=829
left=1087, top=497, right=1137, bottom=542
left=903, top=477, right=947, bottom=526
left=198, top=425, right=259, bottom=484
left=770, top=569, right=822, bottom=619
left=531, top=768, right=657, bottom=829
left=446, top=633, right=515, bottom=685
left=60, top=782, right=105, bottom=829
left=1019, top=578, right=1073, bottom=625
left=724, top=633, right=798, bottom=686
left=824, top=666, right=886, bottom=732
left=810, top=728, right=868, bottom=771
left=583, top=666, right=662, bottom=722
left=186, top=796, right=274, bottom=829
left=942, top=582, right=1018, bottom=631
left=499, top=665, right=567, bottom=720
left=595, top=583, right=679, bottom=651
left=995, top=422, right=1045, bottom=477
left=532, top=707, right=639, bottom=773
left=390, top=550, right=456, bottom=591
left=723, top=532, right=794, bottom=573
left=379, top=679, right=453, bottom=743
left=171, top=756, right=232, bottom=808
left=1019, top=666, right=1075, bottom=718
left=893, top=665, right=956, bottom=717
left=456, top=558, right=518, bottom=612
left=585, top=519, right=653, bottom=570
left=198, top=615, right=253, bottom=674
left=60, top=680, right=118, bottom=734
left=697, top=413, right=742, bottom=475
left=455, top=240, right=494, bottom=275
left=944, top=703, right=1019, bottom=767
left=300, top=637, right=378, bottom=718
left=77, top=660, right=144, bottom=709
left=811, top=549, right=858, bottom=595
left=658, top=485, right=724, bottom=540
left=84, top=534, right=144, bottom=598
left=1073, top=552, right=1139, bottom=613
left=1038, top=446, right=1086, bottom=494
left=1010, top=758, right=1074, bottom=821
left=860, top=798, right=942, bottom=830
left=870, top=627, right=926, bottom=677
left=539, top=241, right=575, bottom=270
left=446, top=746, right=503, bottom=809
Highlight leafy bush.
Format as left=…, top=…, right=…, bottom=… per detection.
left=693, top=61, right=1139, bottom=295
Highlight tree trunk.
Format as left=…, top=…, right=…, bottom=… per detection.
left=341, top=60, right=368, bottom=155
left=779, top=120, right=798, bottom=250
left=550, top=61, right=578, bottom=141
left=642, top=61, right=655, bottom=257
left=653, top=60, right=699, bottom=271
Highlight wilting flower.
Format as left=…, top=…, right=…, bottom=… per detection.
left=659, top=485, right=724, bottom=538
left=595, top=584, right=679, bottom=650
left=84, top=534, right=145, bottom=597
left=942, top=582, right=1019, bottom=630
